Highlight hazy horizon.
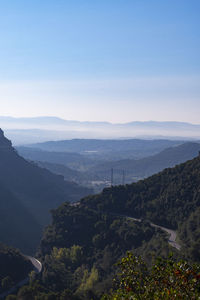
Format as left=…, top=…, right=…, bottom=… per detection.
left=1, top=116, right=200, bottom=145
left=1, top=115, right=200, bottom=126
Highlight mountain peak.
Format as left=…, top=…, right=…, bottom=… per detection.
left=0, top=128, right=12, bottom=148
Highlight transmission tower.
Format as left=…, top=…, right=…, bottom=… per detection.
left=111, top=168, right=113, bottom=186
left=122, top=170, right=125, bottom=185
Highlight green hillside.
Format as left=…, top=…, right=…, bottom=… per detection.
left=35, top=155, right=200, bottom=298
left=83, top=155, right=200, bottom=261
left=5, top=153, right=200, bottom=298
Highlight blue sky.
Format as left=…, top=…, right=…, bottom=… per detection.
left=0, top=0, right=199, bottom=123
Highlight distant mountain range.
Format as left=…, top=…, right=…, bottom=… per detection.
left=0, top=116, right=200, bottom=144
left=16, top=139, right=186, bottom=179
left=1, top=116, right=200, bottom=130
left=16, top=140, right=200, bottom=187
left=87, top=142, right=200, bottom=183
left=25, top=138, right=184, bottom=156
left=16, top=139, right=185, bottom=170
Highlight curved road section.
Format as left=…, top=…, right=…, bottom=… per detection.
left=0, top=256, right=42, bottom=299
left=119, top=214, right=181, bottom=250
left=25, top=256, right=42, bottom=273
left=150, top=223, right=181, bottom=250
left=115, top=214, right=181, bottom=250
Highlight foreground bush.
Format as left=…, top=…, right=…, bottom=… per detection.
left=103, top=252, right=200, bottom=299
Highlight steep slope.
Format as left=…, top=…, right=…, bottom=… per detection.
left=0, top=129, right=92, bottom=252
left=0, top=181, right=42, bottom=253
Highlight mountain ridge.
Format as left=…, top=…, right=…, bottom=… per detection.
left=1, top=116, right=200, bottom=127
left=1, top=117, right=200, bottom=144
left=87, top=141, right=200, bottom=183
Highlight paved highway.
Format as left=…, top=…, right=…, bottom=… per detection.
left=116, top=213, right=181, bottom=250
left=25, top=256, right=42, bottom=273
left=0, top=256, right=42, bottom=299
left=150, top=222, right=181, bottom=250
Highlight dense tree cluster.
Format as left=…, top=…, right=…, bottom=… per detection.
left=36, top=204, right=166, bottom=298
left=82, top=156, right=200, bottom=262
left=3, top=153, right=200, bottom=298
left=8, top=204, right=172, bottom=298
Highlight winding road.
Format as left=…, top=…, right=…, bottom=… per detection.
left=25, top=256, right=42, bottom=273
left=0, top=256, right=42, bottom=299
left=117, top=214, right=181, bottom=250
left=0, top=213, right=180, bottom=298
left=150, top=222, right=181, bottom=250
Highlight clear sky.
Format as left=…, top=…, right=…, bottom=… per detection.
left=0, top=0, right=199, bottom=123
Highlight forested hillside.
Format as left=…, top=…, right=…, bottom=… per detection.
left=30, top=206, right=171, bottom=299
left=6, top=155, right=200, bottom=298
left=32, top=156, right=200, bottom=297
left=82, top=155, right=200, bottom=261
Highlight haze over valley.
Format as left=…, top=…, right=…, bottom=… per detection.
left=0, top=0, right=200, bottom=298
left=1, top=128, right=200, bottom=298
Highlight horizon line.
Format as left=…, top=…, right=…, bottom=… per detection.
left=0, top=115, right=200, bottom=126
